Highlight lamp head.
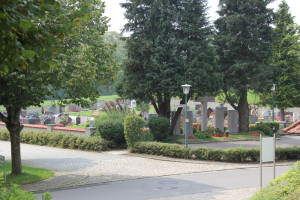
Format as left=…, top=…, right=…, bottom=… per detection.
left=181, top=84, right=191, bottom=95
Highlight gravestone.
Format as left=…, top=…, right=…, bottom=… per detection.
left=195, top=104, right=201, bottom=110
left=262, top=111, right=271, bottom=118
left=183, top=110, right=193, bottom=136
left=263, top=116, right=272, bottom=122
left=47, top=106, right=57, bottom=115
left=249, top=114, right=258, bottom=124
left=171, top=111, right=181, bottom=135
left=228, top=110, right=239, bottom=134
left=195, top=96, right=215, bottom=132
left=80, top=116, right=88, bottom=124
left=214, top=110, right=224, bottom=132
left=285, top=115, right=292, bottom=123
left=215, top=106, right=228, bottom=118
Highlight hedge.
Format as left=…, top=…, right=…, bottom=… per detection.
left=131, top=142, right=300, bottom=162
left=0, top=130, right=112, bottom=152
left=250, top=161, right=300, bottom=200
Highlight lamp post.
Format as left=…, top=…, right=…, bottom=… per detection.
left=271, top=84, right=276, bottom=122
left=181, top=84, right=191, bottom=148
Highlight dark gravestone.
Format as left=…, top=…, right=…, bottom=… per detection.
left=195, top=104, right=201, bottom=110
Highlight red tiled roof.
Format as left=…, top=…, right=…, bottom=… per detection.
left=283, top=121, right=300, bottom=134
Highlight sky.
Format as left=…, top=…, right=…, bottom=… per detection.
left=103, top=0, right=300, bottom=34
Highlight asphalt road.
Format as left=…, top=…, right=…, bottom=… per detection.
left=40, top=165, right=290, bottom=200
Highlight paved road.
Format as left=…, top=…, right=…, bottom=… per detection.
left=41, top=166, right=290, bottom=200
left=0, top=136, right=298, bottom=199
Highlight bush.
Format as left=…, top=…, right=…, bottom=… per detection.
left=148, top=116, right=170, bottom=141
left=204, top=127, right=222, bottom=136
left=250, top=161, right=300, bottom=200
left=194, top=132, right=212, bottom=140
left=131, top=141, right=300, bottom=162
left=124, top=114, right=146, bottom=148
left=0, top=130, right=111, bottom=152
left=0, top=178, right=52, bottom=200
left=94, top=111, right=127, bottom=145
left=251, top=122, right=273, bottom=136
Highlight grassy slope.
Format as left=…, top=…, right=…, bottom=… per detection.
left=0, top=162, right=54, bottom=186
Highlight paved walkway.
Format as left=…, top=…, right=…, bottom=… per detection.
left=0, top=135, right=299, bottom=199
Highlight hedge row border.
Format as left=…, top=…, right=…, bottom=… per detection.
left=131, top=142, right=300, bottom=162
left=0, top=130, right=112, bottom=152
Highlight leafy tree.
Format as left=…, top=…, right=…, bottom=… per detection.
left=0, top=0, right=91, bottom=74
left=0, top=0, right=118, bottom=175
left=214, top=0, right=277, bottom=132
left=271, top=1, right=300, bottom=120
left=119, top=0, right=222, bottom=133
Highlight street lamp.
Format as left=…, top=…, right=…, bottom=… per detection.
left=271, top=84, right=276, bottom=122
left=181, top=84, right=191, bottom=148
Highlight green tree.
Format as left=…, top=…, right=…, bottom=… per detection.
left=0, top=0, right=118, bottom=175
left=271, top=1, right=300, bottom=120
left=214, top=0, right=277, bottom=132
left=119, top=0, right=222, bottom=133
left=0, top=0, right=91, bottom=74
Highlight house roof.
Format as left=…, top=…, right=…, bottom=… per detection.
left=283, top=120, right=300, bottom=134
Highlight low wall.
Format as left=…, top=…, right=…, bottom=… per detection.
left=0, top=123, right=95, bottom=137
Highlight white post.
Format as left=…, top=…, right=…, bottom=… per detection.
left=260, top=134, right=262, bottom=190
left=273, top=132, right=276, bottom=179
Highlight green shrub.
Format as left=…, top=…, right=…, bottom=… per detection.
left=94, top=111, right=127, bottom=145
left=264, top=122, right=279, bottom=133
left=148, top=116, right=170, bottom=141
left=124, top=114, right=146, bottom=148
left=0, top=130, right=10, bottom=141
left=194, top=132, right=212, bottom=140
left=250, top=161, right=300, bottom=200
left=251, top=122, right=273, bottom=136
left=0, top=130, right=111, bottom=152
left=0, top=178, right=52, bottom=200
left=131, top=141, right=300, bottom=162
left=204, top=127, right=222, bottom=135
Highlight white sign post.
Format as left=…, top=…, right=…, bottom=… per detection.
left=260, top=133, right=276, bottom=189
left=0, top=155, right=6, bottom=183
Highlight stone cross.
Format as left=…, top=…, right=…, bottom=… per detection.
left=195, top=97, right=215, bottom=131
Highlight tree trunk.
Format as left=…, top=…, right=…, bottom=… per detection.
left=158, top=100, right=170, bottom=119
left=170, top=107, right=183, bottom=135
left=6, top=107, right=23, bottom=175
left=280, top=108, right=285, bottom=121
left=237, top=92, right=249, bottom=132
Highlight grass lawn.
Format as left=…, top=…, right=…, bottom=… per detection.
left=0, top=162, right=54, bottom=186
left=169, top=134, right=262, bottom=143
left=66, top=125, right=87, bottom=129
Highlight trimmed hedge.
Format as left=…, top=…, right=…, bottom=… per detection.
left=124, top=114, right=146, bottom=147
left=148, top=116, right=170, bottom=141
left=94, top=111, right=127, bottom=145
left=131, top=141, right=300, bottom=162
left=250, top=161, right=300, bottom=200
left=0, top=130, right=112, bottom=152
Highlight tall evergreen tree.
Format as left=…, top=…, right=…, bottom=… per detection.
left=214, top=0, right=277, bottom=132
left=120, top=0, right=222, bottom=133
left=272, top=1, right=300, bottom=120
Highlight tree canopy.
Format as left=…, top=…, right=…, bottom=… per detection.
left=214, top=0, right=277, bottom=131
left=271, top=0, right=300, bottom=118
left=119, top=0, right=222, bottom=127
left=0, top=0, right=119, bottom=175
